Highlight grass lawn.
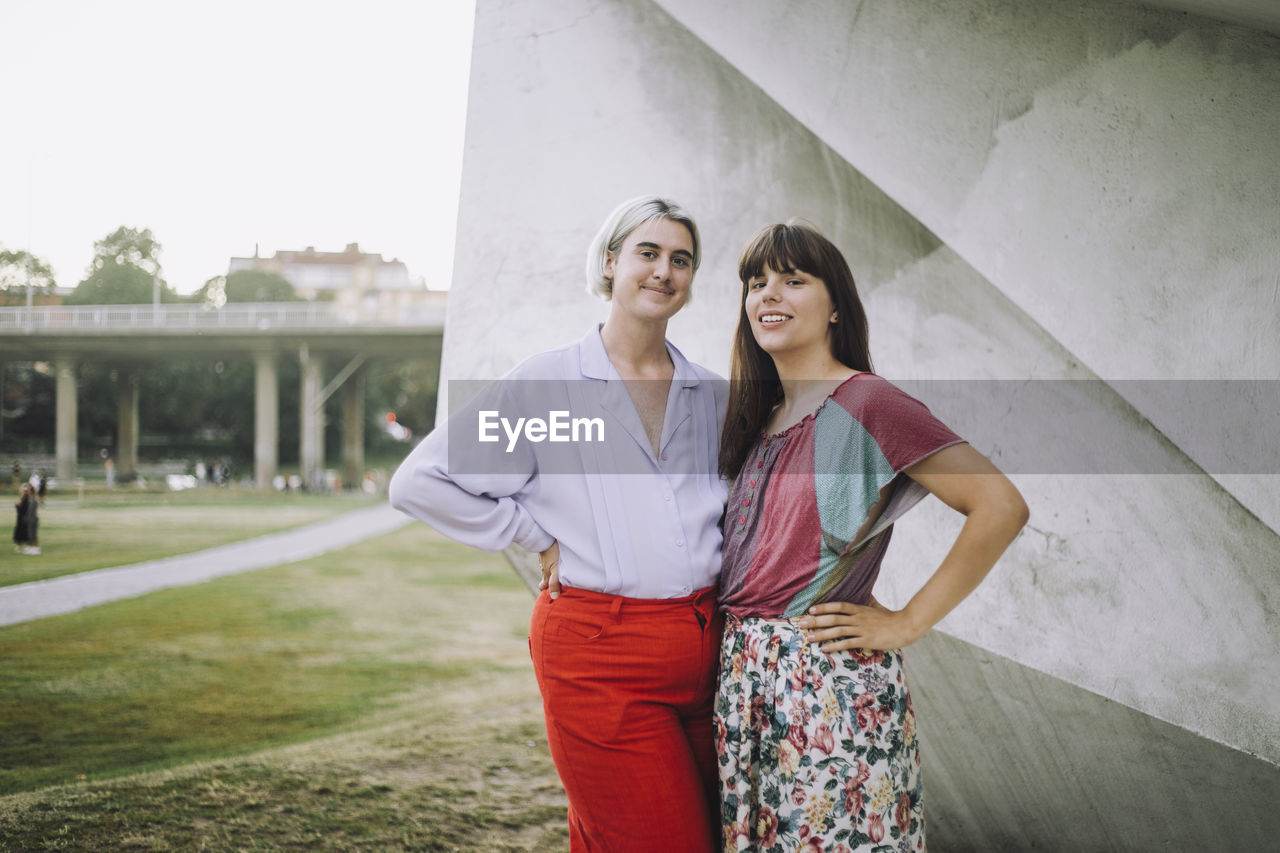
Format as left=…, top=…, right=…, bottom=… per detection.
left=0, top=522, right=566, bottom=851
left=1, top=488, right=382, bottom=587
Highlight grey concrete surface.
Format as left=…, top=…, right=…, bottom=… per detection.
left=445, top=0, right=1280, bottom=846
left=650, top=0, right=1280, bottom=763
left=909, top=629, right=1280, bottom=851
left=0, top=502, right=409, bottom=628
left=450, top=0, right=1279, bottom=761
left=653, top=0, right=1280, bottom=529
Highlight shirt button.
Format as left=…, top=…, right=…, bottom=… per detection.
left=675, top=539, right=684, bottom=547
left=749, top=480, right=756, bottom=488
left=743, top=499, right=750, bottom=507
left=756, top=461, right=764, bottom=469
left=661, top=453, right=669, bottom=461
left=664, top=493, right=672, bottom=501
left=739, top=516, right=747, bottom=524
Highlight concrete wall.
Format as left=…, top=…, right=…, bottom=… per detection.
left=642, top=0, right=1280, bottom=757
left=447, top=0, right=1279, bottom=845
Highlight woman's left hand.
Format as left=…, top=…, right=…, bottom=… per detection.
left=797, top=597, right=926, bottom=652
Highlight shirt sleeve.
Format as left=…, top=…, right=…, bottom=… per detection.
left=852, top=376, right=965, bottom=472
left=388, top=380, right=555, bottom=554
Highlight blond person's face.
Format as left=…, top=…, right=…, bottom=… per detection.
left=604, top=218, right=695, bottom=323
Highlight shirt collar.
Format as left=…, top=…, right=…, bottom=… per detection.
left=579, top=323, right=700, bottom=388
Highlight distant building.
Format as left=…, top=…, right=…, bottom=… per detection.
left=228, top=243, right=417, bottom=300
left=0, top=291, right=64, bottom=307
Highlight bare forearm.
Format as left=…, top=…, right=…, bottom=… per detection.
left=899, top=502, right=1027, bottom=640
left=802, top=468, right=1028, bottom=652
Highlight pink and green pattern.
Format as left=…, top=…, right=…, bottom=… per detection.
left=719, top=374, right=963, bottom=619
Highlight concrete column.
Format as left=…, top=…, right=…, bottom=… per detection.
left=54, top=355, right=78, bottom=481
left=299, top=348, right=325, bottom=491
left=115, top=367, right=139, bottom=481
left=253, top=351, right=279, bottom=488
left=340, top=366, right=365, bottom=490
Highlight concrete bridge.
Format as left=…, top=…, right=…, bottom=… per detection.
left=0, top=299, right=444, bottom=488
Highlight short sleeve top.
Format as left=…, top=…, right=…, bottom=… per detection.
left=719, top=373, right=964, bottom=618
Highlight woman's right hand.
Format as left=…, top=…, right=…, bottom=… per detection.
left=538, top=541, right=562, bottom=599
left=798, top=595, right=925, bottom=652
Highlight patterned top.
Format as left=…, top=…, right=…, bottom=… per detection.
left=719, top=373, right=964, bottom=618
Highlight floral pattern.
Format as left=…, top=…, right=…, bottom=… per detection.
left=717, top=614, right=925, bottom=852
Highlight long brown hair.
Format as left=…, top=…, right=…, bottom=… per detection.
left=718, top=222, right=873, bottom=478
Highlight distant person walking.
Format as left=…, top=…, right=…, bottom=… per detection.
left=13, top=483, right=40, bottom=555
left=28, top=470, right=47, bottom=504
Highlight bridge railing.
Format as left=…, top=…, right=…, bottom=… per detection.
left=0, top=300, right=446, bottom=334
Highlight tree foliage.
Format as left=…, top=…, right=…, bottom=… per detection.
left=0, top=248, right=57, bottom=306
left=0, top=362, right=55, bottom=451
left=65, top=226, right=178, bottom=305
left=64, top=262, right=165, bottom=305
left=91, top=226, right=162, bottom=275
left=192, top=270, right=300, bottom=308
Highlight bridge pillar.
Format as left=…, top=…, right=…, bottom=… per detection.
left=299, top=349, right=325, bottom=491
left=54, top=355, right=78, bottom=481
left=115, top=367, right=139, bottom=481
left=341, top=365, right=365, bottom=490
left=253, top=352, right=279, bottom=488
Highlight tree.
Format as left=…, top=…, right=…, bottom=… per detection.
left=64, top=262, right=157, bottom=305
left=0, top=248, right=57, bottom=307
left=192, top=270, right=300, bottom=308
left=65, top=226, right=178, bottom=305
left=225, top=269, right=300, bottom=302
left=92, top=226, right=162, bottom=274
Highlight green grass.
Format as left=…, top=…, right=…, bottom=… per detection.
left=1, top=488, right=381, bottom=587
left=0, top=522, right=566, bottom=851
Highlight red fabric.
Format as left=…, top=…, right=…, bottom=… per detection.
left=729, top=424, right=824, bottom=616
left=529, top=586, right=721, bottom=853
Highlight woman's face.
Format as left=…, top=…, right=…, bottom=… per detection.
left=743, top=264, right=837, bottom=359
left=604, top=218, right=695, bottom=323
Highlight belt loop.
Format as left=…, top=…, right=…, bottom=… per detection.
left=610, top=597, right=624, bottom=619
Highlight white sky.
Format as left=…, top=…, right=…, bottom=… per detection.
left=0, top=0, right=475, bottom=293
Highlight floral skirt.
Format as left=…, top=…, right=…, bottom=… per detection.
left=715, top=614, right=925, bottom=852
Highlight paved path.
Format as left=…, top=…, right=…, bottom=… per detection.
left=0, top=502, right=410, bottom=628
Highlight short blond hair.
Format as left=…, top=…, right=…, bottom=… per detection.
left=584, top=195, right=701, bottom=301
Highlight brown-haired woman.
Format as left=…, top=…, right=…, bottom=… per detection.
left=715, top=221, right=1028, bottom=851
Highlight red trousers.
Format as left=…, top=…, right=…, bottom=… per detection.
left=528, top=586, right=722, bottom=853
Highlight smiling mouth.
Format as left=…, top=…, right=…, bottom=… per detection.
left=642, top=285, right=675, bottom=295
left=757, top=313, right=790, bottom=325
